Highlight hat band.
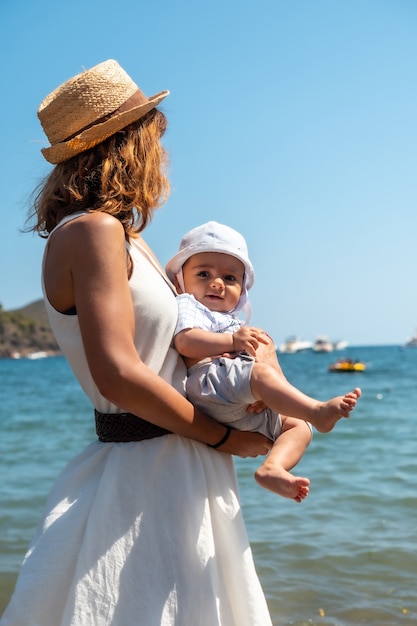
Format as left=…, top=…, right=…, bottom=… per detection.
left=65, top=89, right=149, bottom=141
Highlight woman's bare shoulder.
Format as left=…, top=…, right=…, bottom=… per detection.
left=53, top=212, right=125, bottom=248
left=63, top=211, right=123, bottom=232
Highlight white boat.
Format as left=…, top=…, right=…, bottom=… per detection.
left=26, top=351, right=49, bottom=360
left=278, top=336, right=312, bottom=354
left=333, top=340, right=348, bottom=350
left=312, top=336, right=334, bottom=353
left=404, top=332, right=417, bottom=348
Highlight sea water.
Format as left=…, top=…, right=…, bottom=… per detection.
left=0, top=346, right=416, bottom=625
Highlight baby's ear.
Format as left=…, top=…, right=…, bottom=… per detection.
left=174, top=275, right=183, bottom=294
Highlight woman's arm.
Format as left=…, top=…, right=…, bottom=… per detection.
left=45, top=212, right=272, bottom=456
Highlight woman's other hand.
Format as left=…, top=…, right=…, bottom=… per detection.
left=217, top=428, right=273, bottom=458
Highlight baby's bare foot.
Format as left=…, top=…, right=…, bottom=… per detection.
left=313, top=387, right=361, bottom=433
left=254, top=463, right=310, bottom=502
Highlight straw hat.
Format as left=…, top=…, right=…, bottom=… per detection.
left=38, top=60, right=169, bottom=164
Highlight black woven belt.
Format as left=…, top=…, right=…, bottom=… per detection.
left=95, top=409, right=171, bottom=442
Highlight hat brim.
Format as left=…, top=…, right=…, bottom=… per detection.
left=166, top=244, right=255, bottom=290
left=41, top=90, right=169, bottom=164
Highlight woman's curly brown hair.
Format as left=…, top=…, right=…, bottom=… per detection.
left=29, top=108, right=170, bottom=238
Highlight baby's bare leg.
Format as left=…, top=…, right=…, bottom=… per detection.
left=254, top=417, right=312, bottom=502
left=250, top=362, right=361, bottom=432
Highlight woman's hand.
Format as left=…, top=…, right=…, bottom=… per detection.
left=216, top=428, right=273, bottom=458
left=245, top=329, right=284, bottom=414
left=253, top=330, right=284, bottom=375
left=246, top=400, right=268, bottom=414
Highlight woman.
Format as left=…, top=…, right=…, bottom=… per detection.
left=0, top=60, right=274, bottom=625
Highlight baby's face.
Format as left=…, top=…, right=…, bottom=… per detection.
left=181, top=252, right=245, bottom=313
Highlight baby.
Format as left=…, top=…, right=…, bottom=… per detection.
left=166, top=221, right=361, bottom=501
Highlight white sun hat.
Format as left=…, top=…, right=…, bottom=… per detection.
left=166, top=221, right=255, bottom=319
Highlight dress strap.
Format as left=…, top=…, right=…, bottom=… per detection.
left=129, top=237, right=178, bottom=295
left=48, top=211, right=90, bottom=237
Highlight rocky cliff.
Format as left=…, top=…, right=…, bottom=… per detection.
left=0, top=299, right=61, bottom=358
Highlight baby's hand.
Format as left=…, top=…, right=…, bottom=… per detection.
left=232, top=326, right=269, bottom=357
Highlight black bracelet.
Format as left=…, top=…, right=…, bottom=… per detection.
left=208, top=426, right=232, bottom=449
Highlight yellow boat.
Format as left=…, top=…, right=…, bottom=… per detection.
left=328, top=359, right=366, bottom=372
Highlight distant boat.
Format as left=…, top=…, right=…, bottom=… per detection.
left=26, top=351, right=49, bottom=360
left=312, top=336, right=334, bottom=353
left=278, top=336, right=312, bottom=354
left=333, top=340, right=348, bottom=350
left=404, top=331, right=417, bottom=348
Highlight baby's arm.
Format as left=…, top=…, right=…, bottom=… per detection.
left=174, top=327, right=234, bottom=360
left=174, top=326, right=268, bottom=360
left=232, top=326, right=269, bottom=356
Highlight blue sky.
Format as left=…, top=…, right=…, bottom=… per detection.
left=1, top=0, right=416, bottom=346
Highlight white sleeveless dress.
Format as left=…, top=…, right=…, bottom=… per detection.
left=1, top=213, right=272, bottom=626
